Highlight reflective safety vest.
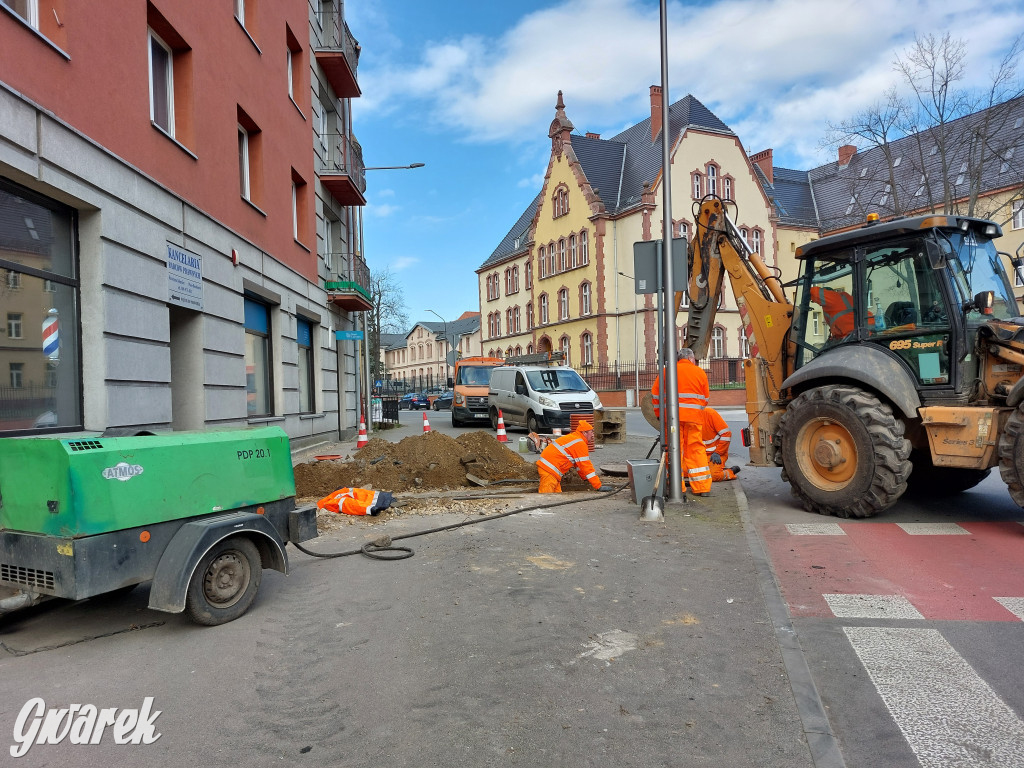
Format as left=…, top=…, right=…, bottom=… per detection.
left=537, top=431, right=601, bottom=489
left=651, top=359, right=710, bottom=425
left=317, top=487, right=393, bottom=516
left=810, top=287, right=874, bottom=339
left=702, top=406, right=732, bottom=461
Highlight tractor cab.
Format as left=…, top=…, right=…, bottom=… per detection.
left=791, top=215, right=1015, bottom=397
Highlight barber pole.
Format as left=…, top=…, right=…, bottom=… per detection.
left=42, top=309, right=59, bottom=362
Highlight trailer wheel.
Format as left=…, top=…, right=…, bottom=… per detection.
left=779, top=385, right=911, bottom=518
left=185, top=537, right=262, bottom=626
left=998, top=403, right=1024, bottom=507
left=906, top=450, right=990, bottom=496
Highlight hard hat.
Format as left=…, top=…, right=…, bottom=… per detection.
left=577, top=419, right=593, bottom=432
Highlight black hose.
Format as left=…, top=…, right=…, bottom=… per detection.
left=289, top=482, right=629, bottom=561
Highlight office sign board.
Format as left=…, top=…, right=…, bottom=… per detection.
left=632, top=237, right=688, bottom=295
left=167, top=243, right=203, bottom=310
left=335, top=330, right=364, bottom=341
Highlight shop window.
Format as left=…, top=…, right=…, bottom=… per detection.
left=244, top=297, right=274, bottom=417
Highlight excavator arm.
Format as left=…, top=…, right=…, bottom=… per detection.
left=679, top=195, right=795, bottom=463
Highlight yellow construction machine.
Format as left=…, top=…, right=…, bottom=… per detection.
left=675, top=194, right=1024, bottom=518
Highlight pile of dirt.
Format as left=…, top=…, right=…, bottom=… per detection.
left=294, top=430, right=539, bottom=499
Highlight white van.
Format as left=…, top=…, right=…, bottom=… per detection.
left=488, top=363, right=602, bottom=433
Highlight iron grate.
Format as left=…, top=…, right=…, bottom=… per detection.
left=66, top=440, right=103, bottom=452
left=1, top=563, right=55, bottom=590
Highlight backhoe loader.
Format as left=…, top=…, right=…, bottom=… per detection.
left=676, top=194, right=1024, bottom=518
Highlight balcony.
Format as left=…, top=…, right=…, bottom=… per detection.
left=324, top=253, right=372, bottom=311
left=315, top=12, right=361, bottom=98
left=317, top=133, right=366, bottom=206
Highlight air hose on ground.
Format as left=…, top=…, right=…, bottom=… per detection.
left=290, top=482, right=629, bottom=561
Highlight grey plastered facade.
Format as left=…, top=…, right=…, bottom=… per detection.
left=0, top=81, right=348, bottom=447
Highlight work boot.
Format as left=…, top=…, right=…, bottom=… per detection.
left=691, top=490, right=710, bottom=497
left=729, top=466, right=741, bottom=475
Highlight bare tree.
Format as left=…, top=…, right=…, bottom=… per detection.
left=822, top=33, right=1024, bottom=230
left=367, top=267, right=409, bottom=378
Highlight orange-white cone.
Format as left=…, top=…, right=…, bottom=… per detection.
left=496, top=410, right=508, bottom=443
left=422, top=411, right=431, bottom=433
left=553, top=427, right=562, bottom=437
left=356, top=415, right=369, bottom=449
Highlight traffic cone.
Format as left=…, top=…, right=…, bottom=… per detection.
left=496, top=410, right=508, bottom=443
left=422, top=411, right=431, bottom=433
left=356, top=415, right=368, bottom=449
left=553, top=427, right=562, bottom=437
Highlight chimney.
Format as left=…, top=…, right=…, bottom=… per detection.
left=586, top=132, right=600, bottom=139
left=650, top=85, right=663, bottom=141
left=838, top=145, right=857, bottom=168
left=750, top=148, right=774, bottom=185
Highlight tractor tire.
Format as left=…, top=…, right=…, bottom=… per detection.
left=185, top=536, right=262, bottom=626
left=778, top=385, right=911, bottom=518
left=998, top=403, right=1024, bottom=507
left=906, top=450, right=990, bottom=497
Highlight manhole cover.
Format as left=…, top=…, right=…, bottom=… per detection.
left=600, top=463, right=629, bottom=477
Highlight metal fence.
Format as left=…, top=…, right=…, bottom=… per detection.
left=574, top=358, right=746, bottom=392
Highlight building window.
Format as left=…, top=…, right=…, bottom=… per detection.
left=569, top=234, right=577, bottom=267
left=506, top=308, right=513, bottom=335
left=513, top=265, right=519, bottom=292
left=286, top=27, right=303, bottom=102
left=559, top=239, right=567, bottom=272
left=581, top=283, right=591, bottom=315
left=525, top=260, right=533, bottom=288
left=527, top=343, right=534, bottom=355
left=548, top=243, right=556, bottom=275
left=538, top=247, right=546, bottom=278
left=553, top=185, right=569, bottom=218
left=515, top=345, right=522, bottom=356
left=244, top=297, right=274, bottom=417
left=1014, top=199, right=1024, bottom=230
left=812, top=312, right=821, bottom=336
left=579, top=231, right=589, bottom=265
left=707, top=164, right=717, bottom=196
left=323, top=216, right=335, bottom=271
left=582, top=332, right=593, bottom=365
left=679, top=222, right=689, bottom=242
left=513, top=306, right=521, bottom=334
left=296, top=317, right=315, bottom=414
left=496, top=314, right=501, bottom=337
left=540, top=295, right=549, bottom=325
left=149, top=29, right=174, bottom=136
left=738, top=333, right=750, bottom=359
left=693, top=173, right=702, bottom=199
left=560, top=335, right=571, bottom=365
left=7, top=0, right=38, bottom=27
left=291, top=169, right=309, bottom=243
left=238, top=125, right=251, bottom=200
left=6, top=313, right=23, bottom=339
left=752, top=229, right=761, bottom=254
left=711, top=326, right=725, bottom=358
left=723, top=177, right=732, bottom=200
left=558, top=288, right=569, bottom=320
left=9, top=363, right=23, bottom=389
left=527, top=302, right=534, bottom=330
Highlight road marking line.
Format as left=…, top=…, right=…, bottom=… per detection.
left=786, top=523, right=846, bottom=535
left=895, top=523, right=970, bottom=535
left=824, top=593, right=923, bottom=619
left=994, top=597, right=1024, bottom=620
left=844, top=627, right=1024, bottom=767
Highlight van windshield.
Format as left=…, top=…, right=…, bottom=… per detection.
left=526, top=368, right=590, bottom=393
left=455, top=366, right=495, bottom=386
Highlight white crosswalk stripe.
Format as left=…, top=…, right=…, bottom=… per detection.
left=844, top=627, right=1024, bottom=767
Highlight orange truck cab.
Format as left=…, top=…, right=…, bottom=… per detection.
left=450, top=357, right=504, bottom=427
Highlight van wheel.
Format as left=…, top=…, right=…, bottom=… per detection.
left=527, top=412, right=540, bottom=433
left=490, top=408, right=499, bottom=431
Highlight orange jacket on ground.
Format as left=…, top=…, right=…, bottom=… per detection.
left=536, top=430, right=601, bottom=491
left=651, top=359, right=709, bottom=425
left=317, top=487, right=393, bottom=516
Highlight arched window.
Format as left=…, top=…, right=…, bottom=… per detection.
left=581, top=332, right=593, bottom=365
left=740, top=228, right=749, bottom=249
left=506, top=307, right=513, bottom=334
left=579, top=231, right=589, bottom=265
left=711, top=327, right=725, bottom=358
left=581, top=282, right=591, bottom=315
left=553, top=185, right=569, bottom=218
left=527, top=343, right=534, bottom=355
left=569, top=234, right=577, bottom=267
left=515, top=345, right=522, bottom=356
left=513, top=306, right=521, bottom=333
left=506, top=346, right=513, bottom=358
left=538, top=246, right=546, bottom=278
left=540, top=294, right=549, bottom=324
left=707, top=164, right=717, bottom=196
left=723, top=177, right=732, bottom=200
left=558, top=288, right=569, bottom=320
left=559, top=239, right=566, bottom=272
left=527, top=302, right=534, bottom=330
left=752, top=229, right=762, bottom=255
left=547, top=243, right=556, bottom=275
left=692, top=173, right=702, bottom=199
left=525, top=260, right=533, bottom=288
left=560, top=335, right=571, bottom=365
left=513, top=265, right=519, bottom=292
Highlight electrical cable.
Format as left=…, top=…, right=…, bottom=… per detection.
left=290, top=482, right=630, bottom=561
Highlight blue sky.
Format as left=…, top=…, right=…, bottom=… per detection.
left=346, top=0, right=1024, bottom=332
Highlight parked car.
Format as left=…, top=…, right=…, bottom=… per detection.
left=432, top=391, right=454, bottom=411
left=400, top=392, right=430, bottom=410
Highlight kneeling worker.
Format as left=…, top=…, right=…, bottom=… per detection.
left=703, top=406, right=742, bottom=482
left=537, top=420, right=603, bottom=493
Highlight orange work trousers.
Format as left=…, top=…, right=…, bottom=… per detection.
left=709, top=464, right=738, bottom=482
left=538, top=470, right=562, bottom=494
left=682, top=421, right=712, bottom=493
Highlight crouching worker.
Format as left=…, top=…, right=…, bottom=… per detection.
left=702, top=406, right=742, bottom=482
left=537, top=420, right=602, bottom=493
left=318, top=487, right=394, bottom=516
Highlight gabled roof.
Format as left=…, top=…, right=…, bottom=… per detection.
left=480, top=94, right=734, bottom=269
left=756, top=166, right=818, bottom=228
left=406, top=314, right=481, bottom=347
left=380, top=333, right=407, bottom=351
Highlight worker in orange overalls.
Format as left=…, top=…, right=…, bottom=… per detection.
left=317, top=487, right=394, bottom=516
left=536, top=420, right=603, bottom=493
left=702, top=406, right=741, bottom=482
left=652, top=348, right=712, bottom=496
left=810, top=286, right=874, bottom=339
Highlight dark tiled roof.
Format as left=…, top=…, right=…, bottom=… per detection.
left=481, top=95, right=734, bottom=269
left=380, top=333, right=407, bottom=351
left=408, top=314, right=481, bottom=347
left=761, top=166, right=818, bottom=228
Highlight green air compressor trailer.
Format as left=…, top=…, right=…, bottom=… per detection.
left=0, top=427, right=318, bottom=625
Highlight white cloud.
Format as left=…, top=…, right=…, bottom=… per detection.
left=376, top=188, right=396, bottom=198
left=390, top=256, right=419, bottom=271
left=355, top=0, right=1023, bottom=166
left=368, top=203, right=400, bottom=218
left=518, top=172, right=545, bottom=189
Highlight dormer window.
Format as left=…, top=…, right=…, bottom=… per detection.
left=552, top=185, right=569, bottom=218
